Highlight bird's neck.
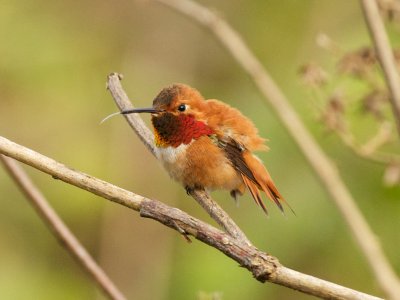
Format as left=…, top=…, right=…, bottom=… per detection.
left=152, top=113, right=214, bottom=148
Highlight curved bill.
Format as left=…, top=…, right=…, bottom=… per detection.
left=100, top=107, right=162, bottom=124
left=121, top=107, right=160, bottom=114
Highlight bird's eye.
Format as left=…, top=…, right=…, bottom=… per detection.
left=177, top=104, right=186, bottom=112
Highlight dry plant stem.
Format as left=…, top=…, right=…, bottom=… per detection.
left=337, top=122, right=400, bottom=165
left=106, top=73, right=251, bottom=246
left=154, top=0, right=400, bottom=298
left=361, top=0, right=400, bottom=138
left=0, top=136, right=382, bottom=300
left=0, top=155, right=126, bottom=300
left=187, top=189, right=252, bottom=245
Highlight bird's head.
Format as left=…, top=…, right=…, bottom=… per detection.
left=120, top=84, right=214, bottom=147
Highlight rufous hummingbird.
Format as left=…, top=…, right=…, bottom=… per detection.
left=104, top=84, right=290, bottom=214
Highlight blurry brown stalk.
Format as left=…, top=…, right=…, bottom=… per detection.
left=361, top=0, right=400, bottom=137
left=154, top=0, right=400, bottom=299
left=0, top=155, right=126, bottom=300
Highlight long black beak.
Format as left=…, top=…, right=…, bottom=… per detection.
left=121, top=107, right=161, bottom=114
left=100, top=107, right=162, bottom=124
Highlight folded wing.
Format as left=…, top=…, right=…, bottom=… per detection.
left=218, top=137, right=291, bottom=214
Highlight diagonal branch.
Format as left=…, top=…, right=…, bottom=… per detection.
left=0, top=154, right=126, bottom=300
left=106, top=73, right=251, bottom=246
left=0, top=135, right=382, bottom=299
left=153, top=1, right=400, bottom=299
left=361, top=0, right=400, bottom=138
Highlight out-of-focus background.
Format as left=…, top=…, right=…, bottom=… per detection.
left=1, top=0, right=399, bottom=299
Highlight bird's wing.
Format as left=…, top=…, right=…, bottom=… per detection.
left=217, top=136, right=289, bottom=214
left=218, top=137, right=258, bottom=183
left=205, top=99, right=268, bottom=151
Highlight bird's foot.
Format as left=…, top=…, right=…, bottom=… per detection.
left=185, top=186, right=194, bottom=195
left=185, top=185, right=204, bottom=195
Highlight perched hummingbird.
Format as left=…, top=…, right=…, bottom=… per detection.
left=106, top=84, right=290, bottom=214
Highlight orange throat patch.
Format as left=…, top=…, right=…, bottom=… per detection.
left=154, top=128, right=169, bottom=148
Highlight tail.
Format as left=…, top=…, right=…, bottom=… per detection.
left=241, top=152, right=294, bottom=215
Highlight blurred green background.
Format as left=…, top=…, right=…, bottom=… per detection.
left=1, top=0, right=399, bottom=299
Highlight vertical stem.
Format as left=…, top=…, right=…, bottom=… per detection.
left=361, top=0, right=400, bottom=138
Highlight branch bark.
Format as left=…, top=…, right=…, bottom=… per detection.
left=361, top=0, right=400, bottom=138
left=153, top=1, right=400, bottom=299
left=0, top=135, right=382, bottom=300
left=0, top=155, right=126, bottom=300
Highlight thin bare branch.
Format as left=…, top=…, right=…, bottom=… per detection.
left=336, top=121, right=400, bottom=165
left=106, top=73, right=251, bottom=246
left=361, top=0, right=400, bottom=138
left=105, top=73, right=157, bottom=157
left=0, top=135, right=382, bottom=300
left=0, top=155, right=126, bottom=300
left=154, top=0, right=400, bottom=298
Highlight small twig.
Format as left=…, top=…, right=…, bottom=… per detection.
left=153, top=0, right=400, bottom=298
left=106, top=73, right=251, bottom=246
left=336, top=121, right=400, bottom=165
left=0, top=155, right=126, bottom=300
left=361, top=121, right=392, bottom=154
left=361, top=0, right=400, bottom=138
left=0, top=136, right=383, bottom=300
left=171, top=220, right=192, bottom=243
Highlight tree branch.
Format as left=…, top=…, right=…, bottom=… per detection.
left=0, top=154, right=126, bottom=300
left=106, top=73, right=251, bottom=246
left=361, top=0, right=400, bottom=138
left=0, top=135, right=382, bottom=299
left=153, top=1, right=400, bottom=299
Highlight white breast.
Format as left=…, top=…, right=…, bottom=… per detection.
left=155, top=143, right=189, bottom=164
left=155, top=143, right=190, bottom=181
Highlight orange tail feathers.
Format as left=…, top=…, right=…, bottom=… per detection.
left=242, top=152, right=294, bottom=215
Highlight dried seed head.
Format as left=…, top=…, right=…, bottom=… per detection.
left=298, top=62, right=328, bottom=88
left=338, top=47, right=377, bottom=77
left=361, top=89, right=389, bottom=120
left=378, top=0, right=400, bottom=22
left=320, top=90, right=345, bottom=131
